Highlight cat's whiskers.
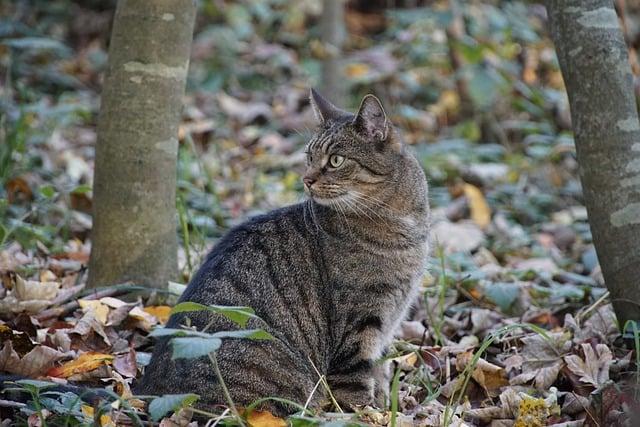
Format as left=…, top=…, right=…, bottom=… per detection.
left=348, top=192, right=394, bottom=228
left=305, top=199, right=325, bottom=235
left=351, top=197, right=390, bottom=227
left=349, top=190, right=394, bottom=212
left=329, top=197, right=353, bottom=236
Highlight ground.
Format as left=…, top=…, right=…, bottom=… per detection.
left=1, top=1, right=639, bottom=426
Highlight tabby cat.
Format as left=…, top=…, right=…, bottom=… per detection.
left=137, top=90, right=431, bottom=415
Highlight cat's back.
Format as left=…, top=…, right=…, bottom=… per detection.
left=179, top=202, right=314, bottom=305
left=172, top=201, right=328, bottom=353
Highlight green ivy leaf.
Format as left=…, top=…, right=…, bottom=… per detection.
left=212, top=328, right=274, bottom=341
left=484, top=282, right=521, bottom=312
left=39, top=185, right=56, bottom=199
left=171, top=302, right=257, bottom=327
left=170, top=337, right=222, bottom=359
left=148, top=393, right=199, bottom=421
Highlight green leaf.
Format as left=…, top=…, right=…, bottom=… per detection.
left=484, top=282, right=521, bottom=312
left=148, top=327, right=211, bottom=338
left=15, top=379, right=58, bottom=391
left=39, top=185, right=56, bottom=199
left=148, top=393, right=199, bottom=421
left=212, top=329, right=274, bottom=341
left=71, top=184, right=92, bottom=194
left=170, top=337, right=222, bottom=359
left=171, top=302, right=257, bottom=327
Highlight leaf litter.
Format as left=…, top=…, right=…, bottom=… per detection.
left=2, top=0, right=640, bottom=425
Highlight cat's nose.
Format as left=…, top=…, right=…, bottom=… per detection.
left=303, top=176, right=316, bottom=188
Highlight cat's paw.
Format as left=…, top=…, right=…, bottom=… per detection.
left=328, top=379, right=376, bottom=412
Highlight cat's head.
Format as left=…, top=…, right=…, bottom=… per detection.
left=303, top=89, right=424, bottom=215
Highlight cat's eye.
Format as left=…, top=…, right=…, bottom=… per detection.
left=329, top=154, right=345, bottom=168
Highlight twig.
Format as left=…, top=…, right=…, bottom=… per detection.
left=303, top=376, right=324, bottom=413
left=576, top=290, right=610, bottom=323
left=207, top=352, right=245, bottom=427
left=36, top=284, right=136, bottom=321
left=308, top=356, right=343, bottom=413
left=0, top=399, right=26, bottom=408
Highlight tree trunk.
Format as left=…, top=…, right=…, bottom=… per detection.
left=546, top=0, right=640, bottom=327
left=320, top=0, right=346, bottom=106
left=88, top=0, right=196, bottom=289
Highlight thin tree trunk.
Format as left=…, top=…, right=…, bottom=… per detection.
left=88, top=0, right=196, bottom=289
left=320, top=0, right=346, bottom=106
left=546, top=0, right=640, bottom=327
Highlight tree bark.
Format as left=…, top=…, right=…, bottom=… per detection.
left=546, top=0, right=640, bottom=327
left=88, top=0, right=196, bottom=289
left=320, top=0, right=347, bottom=106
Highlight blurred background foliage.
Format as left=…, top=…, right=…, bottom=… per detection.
left=1, top=0, right=639, bottom=303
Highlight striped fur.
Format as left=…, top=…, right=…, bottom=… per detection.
left=137, top=92, right=430, bottom=415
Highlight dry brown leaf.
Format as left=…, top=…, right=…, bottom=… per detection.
left=72, top=310, right=111, bottom=345
left=456, top=352, right=508, bottom=397
left=14, top=275, right=60, bottom=301
left=0, top=275, right=60, bottom=314
left=246, top=410, right=287, bottom=427
left=100, top=297, right=128, bottom=309
left=128, top=306, right=158, bottom=331
left=463, top=183, right=491, bottom=228
left=0, top=341, right=68, bottom=376
left=143, top=306, right=172, bottom=324
left=47, top=351, right=114, bottom=378
left=563, top=343, right=612, bottom=387
left=78, top=299, right=110, bottom=325
left=113, top=348, right=137, bottom=378
left=510, top=332, right=570, bottom=390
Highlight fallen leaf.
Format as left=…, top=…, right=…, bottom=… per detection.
left=113, top=348, right=137, bottom=378
left=47, top=351, right=114, bottom=378
left=78, top=299, right=110, bottom=325
left=345, top=63, right=370, bottom=78
left=431, top=219, right=485, bottom=253
left=510, top=332, right=571, bottom=390
left=128, top=306, right=159, bottom=331
left=563, top=343, right=612, bottom=387
left=246, top=410, right=287, bottom=427
left=0, top=341, right=68, bottom=376
left=463, top=183, right=491, bottom=228
left=0, top=275, right=61, bottom=314
left=81, top=405, right=115, bottom=427
left=143, top=306, right=172, bottom=324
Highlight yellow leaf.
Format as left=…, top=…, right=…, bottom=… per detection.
left=345, top=63, right=370, bottom=78
left=128, top=306, right=158, bottom=331
left=100, top=414, right=115, bottom=427
left=463, top=184, right=491, bottom=229
left=78, top=299, right=109, bottom=325
left=514, top=395, right=549, bottom=427
left=246, top=410, right=287, bottom=427
left=143, top=306, right=172, bottom=324
left=81, top=405, right=93, bottom=418
left=47, top=352, right=114, bottom=378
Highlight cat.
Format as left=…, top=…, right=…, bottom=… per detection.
left=137, top=90, right=431, bottom=416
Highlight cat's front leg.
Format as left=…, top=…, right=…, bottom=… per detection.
left=325, top=358, right=376, bottom=410
left=373, top=359, right=391, bottom=407
left=326, top=319, right=386, bottom=410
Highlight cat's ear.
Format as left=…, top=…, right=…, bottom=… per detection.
left=309, top=88, right=343, bottom=125
left=353, top=94, right=388, bottom=141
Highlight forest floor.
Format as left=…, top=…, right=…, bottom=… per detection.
left=1, top=1, right=640, bottom=426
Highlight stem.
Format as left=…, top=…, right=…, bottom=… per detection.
left=208, top=352, right=245, bottom=426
